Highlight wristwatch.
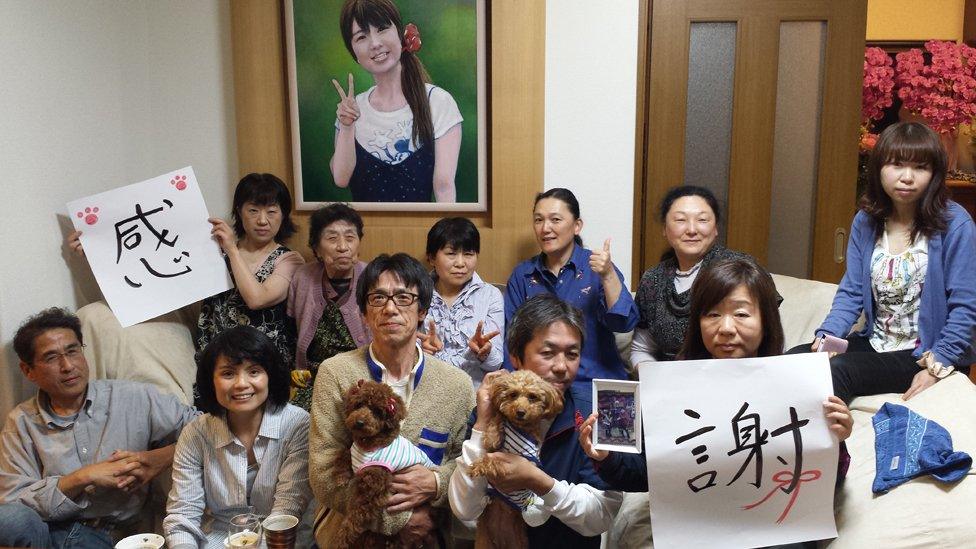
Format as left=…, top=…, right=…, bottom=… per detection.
left=917, top=350, right=955, bottom=379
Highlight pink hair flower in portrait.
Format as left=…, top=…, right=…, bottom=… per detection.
left=403, top=22, right=422, bottom=53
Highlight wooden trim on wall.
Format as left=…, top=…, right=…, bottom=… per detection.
left=631, top=0, right=652, bottom=285
left=229, top=0, right=545, bottom=284
left=724, top=15, right=780, bottom=265
left=965, top=0, right=976, bottom=46
left=809, top=0, right=866, bottom=283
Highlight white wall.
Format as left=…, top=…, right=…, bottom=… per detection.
left=0, top=0, right=237, bottom=415
left=544, top=0, right=640, bottom=280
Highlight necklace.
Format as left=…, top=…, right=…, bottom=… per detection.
left=674, top=260, right=703, bottom=279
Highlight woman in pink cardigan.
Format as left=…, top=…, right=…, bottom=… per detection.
left=287, top=204, right=372, bottom=410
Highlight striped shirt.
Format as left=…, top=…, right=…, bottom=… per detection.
left=426, top=272, right=505, bottom=387
left=488, top=423, right=542, bottom=509
left=163, top=404, right=312, bottom=549
left=351, top=435, right=434, bottom=473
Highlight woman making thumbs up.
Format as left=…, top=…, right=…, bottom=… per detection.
left=330, top=0, right=463, bottom=203
left=419, top=217, right=504, bottom=388
left=505, top=188, right=640, bottom=399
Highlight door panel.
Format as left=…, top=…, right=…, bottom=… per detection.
left=636, top=0, right=867, bottom=283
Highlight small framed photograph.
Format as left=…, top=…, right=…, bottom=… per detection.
left=591, top=379, right=642, bottom=454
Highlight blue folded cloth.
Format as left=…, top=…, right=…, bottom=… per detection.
left=872, top=402, right=972, bottom=493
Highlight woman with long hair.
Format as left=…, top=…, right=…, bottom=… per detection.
left=330, top=0, right=462, bottom=202
left=792, top=121, right=976, bottom=402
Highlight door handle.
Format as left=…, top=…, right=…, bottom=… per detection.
left=834, top=228, right=846, bottom=263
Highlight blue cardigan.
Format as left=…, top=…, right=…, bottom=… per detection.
left=817, top=201, right=976, bottom=367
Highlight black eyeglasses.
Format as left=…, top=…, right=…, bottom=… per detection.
left=36, top=344, right=86, bottom=367
left=366, top=291, right=419, bottom=308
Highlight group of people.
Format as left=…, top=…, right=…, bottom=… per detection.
left=2, top=112, right=974, bottom=548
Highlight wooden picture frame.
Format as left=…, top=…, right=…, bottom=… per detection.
left=284, top=0, right=489, bottom=212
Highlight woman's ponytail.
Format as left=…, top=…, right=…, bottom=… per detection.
left=400, top=50, right=434, bottom=148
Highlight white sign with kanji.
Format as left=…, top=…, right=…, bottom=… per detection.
left=640, top=353, right=839, bottom=548
left=67, top=167, right=232, bottom=327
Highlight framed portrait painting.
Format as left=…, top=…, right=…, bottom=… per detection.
left=285, top=0, right=488, bottom=211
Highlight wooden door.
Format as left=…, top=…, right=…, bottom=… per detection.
left=633, top=0, right=867, bottom=283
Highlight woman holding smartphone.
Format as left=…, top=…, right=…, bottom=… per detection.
left=791, top=122, right=976, bottom=402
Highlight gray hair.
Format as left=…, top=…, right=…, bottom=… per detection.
left=506, top=294, right=585, bottom=362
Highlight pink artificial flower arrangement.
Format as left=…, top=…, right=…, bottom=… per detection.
left=895, top=40, right=976, bottom=134
left=862, top=47, right=895, bottom=125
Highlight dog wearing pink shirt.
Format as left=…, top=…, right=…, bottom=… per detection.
left=332, top=380, right=430, bottom=548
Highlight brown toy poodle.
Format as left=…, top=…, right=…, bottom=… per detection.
left=468, top=370, right=564, bottom=549
left=331, top=379, right=435, bottom=549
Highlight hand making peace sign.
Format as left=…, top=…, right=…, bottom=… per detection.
left=467, top=320, right=501, bottom=362
left=331, top=73, right=360, bottom=127
left=417, top=320, right=444, bottom=355
left=588, top=238, right=614, bottom=277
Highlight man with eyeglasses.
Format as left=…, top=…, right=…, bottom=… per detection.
left=0, top=307, right=197, bottom=548
left=308, top=253, right=475, bottom=548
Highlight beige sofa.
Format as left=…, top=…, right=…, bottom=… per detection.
left=77, top=273, right=975, bottom=547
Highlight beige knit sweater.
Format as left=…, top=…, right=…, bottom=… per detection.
left=309, top=346, right=475, bottom=546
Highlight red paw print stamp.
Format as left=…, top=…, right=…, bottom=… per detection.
left=171, top=174, right=187, bottom=190
left=76, top=207, right=99, bottom=226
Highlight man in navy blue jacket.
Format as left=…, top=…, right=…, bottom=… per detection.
left=449, top=294, right=622, bottom=548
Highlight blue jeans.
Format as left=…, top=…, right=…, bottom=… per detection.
left=0, top=502, right=114, bottom=548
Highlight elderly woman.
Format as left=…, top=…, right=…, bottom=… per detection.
left=287, top=203, right=371, bottom=410
left=630, top=185, right=755, bottom=366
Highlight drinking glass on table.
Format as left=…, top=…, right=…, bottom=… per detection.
left=227, top=511, right=262, bottom=548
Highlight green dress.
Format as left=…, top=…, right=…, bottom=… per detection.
left=289, top=297, right=357, bottom=410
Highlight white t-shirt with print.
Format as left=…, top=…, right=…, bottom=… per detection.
left=869, top=232, right=928, bottom=352
left=337, top=83, right=463, bottom=165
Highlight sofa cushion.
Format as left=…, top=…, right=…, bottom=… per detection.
left=78, top=301, right=197, bottom=403
left=770, top=273, right=839, bottom=351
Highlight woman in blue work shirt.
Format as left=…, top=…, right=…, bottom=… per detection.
left=504, top=188, right=640, bottom=401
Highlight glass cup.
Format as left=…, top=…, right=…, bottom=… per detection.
left=227, top=512, right=262, bottom=548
